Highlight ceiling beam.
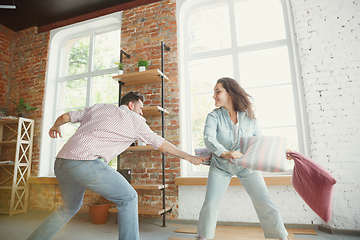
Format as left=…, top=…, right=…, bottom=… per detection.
left=38, top=0, right=161, bottom=33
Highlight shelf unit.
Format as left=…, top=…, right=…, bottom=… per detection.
left=0, top=117, right=34, bottom=216
left=111, top=42, right=171, bottom=226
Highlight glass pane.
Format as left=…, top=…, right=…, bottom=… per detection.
left=93, top=29, right=120, bottom=71
left=108, top=157, right=117, bottom=170
left=246, top=84, right=297, bottom=128
left=239, top=46, right=292, bottom=88
left=191, top=162, right=210, bottom=173
left=234, top=0, right=286, bottom=46
left=54, top=109, right=80, bottom=139
left=261, top=126, right=299, bottom=152
left=190, top=132, right=210, bottom=173
left=190, top=93, right=214, bottom=133
left=55, top=140, right=67, bottom=156
left=58, top=78, right=87, bottom=110
left=188, top=2, right=231, bottom=54
left=92, top=74, right=119, bottom=105
left=61, top=122, right=80, bottom=140
left=261, top=126, right=297, bottom=171
left=191, top=132, right=206, bottom=150
left=62, top=36, right=90, bottom=76
left=189, top=55, right=234, bottom=94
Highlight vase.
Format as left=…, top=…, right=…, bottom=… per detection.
left=139, top=66, right=146, bottom=72
left=89, top=204, right=111, bottom=224
left=118, top=70, right=123, bottom=75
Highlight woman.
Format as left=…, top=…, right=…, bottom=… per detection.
left=196, top=77, right=288, bottom=240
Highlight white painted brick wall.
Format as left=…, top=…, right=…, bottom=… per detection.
left=292, top=0, right=360, bottom=230
left=178, top=0, right=360, bottom=231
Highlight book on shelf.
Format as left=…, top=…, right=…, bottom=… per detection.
left=0, top=160, right=15, bottom=164
left=1, top=116, right=17, bottom=120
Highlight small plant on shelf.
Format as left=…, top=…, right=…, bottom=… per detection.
left=116, top=62, right=124, bottom=70
left=137, top=58, right=149, bottom=72
left=12, top=97, right=36, bottom=117
left=115, top=62, right=124, bottom=75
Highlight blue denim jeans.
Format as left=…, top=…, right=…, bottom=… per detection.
left=197, top=158, right=288, bottom=239
left=28, top=158, right=139, bottom=240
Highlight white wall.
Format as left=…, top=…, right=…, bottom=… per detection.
left=178, top=0, right=360, bottom=231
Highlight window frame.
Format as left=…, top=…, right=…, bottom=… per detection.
left=178, top=0, right=310, bottom=177
left=39, top=12, right=122, bottom=177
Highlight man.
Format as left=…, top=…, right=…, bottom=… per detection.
left=28, top=91, right=205, bottom=240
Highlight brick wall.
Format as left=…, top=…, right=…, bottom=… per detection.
left=0, top=24, right=15, bottom=206
left=120, top=0, right=179, bottom=219
left=7, top=27, right=50, bottom=174
left=28, top=184, right=102, bottom=213
left=291, top=0, right=360, bottom=230
left=0, top=26, right=52, bottom=210
left=1, top=0, right=180, bottom=216
left=179, top=0, right=360, bottom=231
left=0, top=25, right=15, bottom=109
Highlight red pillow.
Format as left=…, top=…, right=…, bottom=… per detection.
left=287, top=152, right=337, bottom=222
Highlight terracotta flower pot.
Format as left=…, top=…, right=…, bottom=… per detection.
left=89, top=204, right=111, bottom=224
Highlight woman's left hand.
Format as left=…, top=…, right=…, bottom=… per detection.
left=286, top=149, right=293, bottom=160
left=221, top=150, right=243, bottom=160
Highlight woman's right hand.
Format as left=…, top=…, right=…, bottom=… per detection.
left=221, top=150, right=243, bottom=160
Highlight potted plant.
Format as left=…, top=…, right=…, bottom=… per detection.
left=137, top=58, right=149, bottom=72
left=115, top=62, right=124, bottom=75
left=89, top=196, right=112, bottom=224
left=12, top=97, right=37, bottom=118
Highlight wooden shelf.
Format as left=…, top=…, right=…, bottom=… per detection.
left=132, top=184, right=168, bottom=190
left=114, top=46, right=171, bottom=224
left=126, top=145, right=155, bottom=152
left=29, top=177, right=58, bottom=185
left=175, top=176, right=292, bottom=186
left=142, top=106, right=169, bottom=116
left=109, top=205, right=171, bottom=216
left=0, top=208, right=10, bottom=214
left=112, top=69, right=169, bottom=87
left=0, top=163, right=15, bottom=166
left=0, top=118, right=19, bottom=124
left=139, top=205, right=171, bottom=215
left=0, top=117, right=34, bottom=216
left=0, top=140, right=17, bottom=145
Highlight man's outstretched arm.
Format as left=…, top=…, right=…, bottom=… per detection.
left=157, top=141, right=205, bottom=165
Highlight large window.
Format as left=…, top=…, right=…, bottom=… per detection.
left=39, top=13, right=122, bottom=176
left=178, top=0, right=309, bottom=176
left=55, top=30, right=120, bottom=164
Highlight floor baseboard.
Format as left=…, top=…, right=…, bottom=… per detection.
left=318, top=225, right=360, bottom=236
left=149, top=217, right=360, bottom=237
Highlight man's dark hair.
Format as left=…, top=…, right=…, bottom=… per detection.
left=120, top=91, right=145, bottom=105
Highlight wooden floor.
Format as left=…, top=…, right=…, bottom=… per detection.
left=169, top=226, right=317, bottom=240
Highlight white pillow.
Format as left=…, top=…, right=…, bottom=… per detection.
left=230, top=136, right=288, bottom=172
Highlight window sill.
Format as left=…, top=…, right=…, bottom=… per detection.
left=175, top=175, right=292, bottom=186
left=29, top=177, right=58, bottom=185
left=29, top=176, right=292, bottom=186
